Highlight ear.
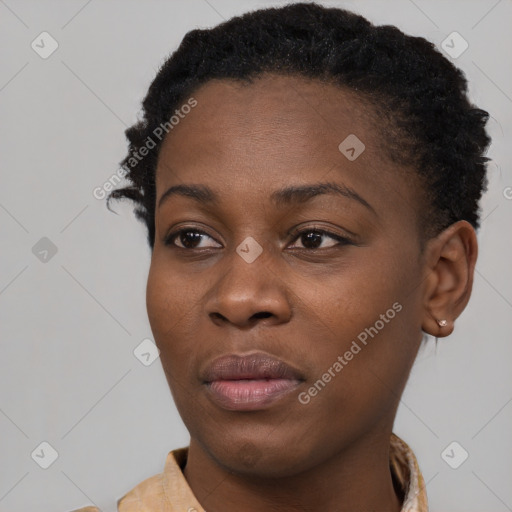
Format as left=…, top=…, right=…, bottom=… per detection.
left=421, top=220, right=478, bottom=337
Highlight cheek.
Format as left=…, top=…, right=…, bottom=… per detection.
left=290, top=255, right=402, bottom=344
left=146, top=262, right=171, bottom=337
left=295, top=248, right=421, bottom=391
left=146, top=259, right=198, bottom=358
left=146, top=255, right=229, bottom=388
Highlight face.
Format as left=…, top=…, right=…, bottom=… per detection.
left=146, top=74, right=427, bottom=477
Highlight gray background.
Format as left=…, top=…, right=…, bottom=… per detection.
left=1, top=0, right=511, bottom=511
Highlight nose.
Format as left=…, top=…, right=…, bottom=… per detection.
left=206, top=248, right=292, bottom=328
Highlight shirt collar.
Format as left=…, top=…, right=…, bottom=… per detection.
left=389, top=433, right=429, bottom=512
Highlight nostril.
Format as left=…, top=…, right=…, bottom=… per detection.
left=251, top=312, right=272, bottom=320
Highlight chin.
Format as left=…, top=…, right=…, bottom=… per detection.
left=204, top=434, right=317, bottom=479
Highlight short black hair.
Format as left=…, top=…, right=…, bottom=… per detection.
left=107, top=1, right=491, bottom=250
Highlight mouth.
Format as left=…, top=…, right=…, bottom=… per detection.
left=201, top=352, right=305, bottom=411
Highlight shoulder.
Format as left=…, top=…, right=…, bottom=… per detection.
left=67, top=508, right=101, bottom=512
left=116, top=447, right=191, bottom=511
left=65, top=473, right=164, bottom=512
left=116, top=472, right=166, bottom=511
left=67, top=448, right=190, bottom=512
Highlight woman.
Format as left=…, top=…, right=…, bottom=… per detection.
left=72, top=2, right=490, bottom=510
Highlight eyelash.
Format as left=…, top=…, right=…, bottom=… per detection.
left=163, top=226, right=353, bottom=251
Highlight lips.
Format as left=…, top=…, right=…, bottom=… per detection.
left=201, top=352, right=305, bottom=411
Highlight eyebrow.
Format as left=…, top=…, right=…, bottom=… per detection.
left=157, top=181, right=376, bottom=216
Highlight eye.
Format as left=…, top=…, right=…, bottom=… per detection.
left=164, top=228, right=221, bottom=249
left=164, top=226, right=353, bottom=251
left=288, top=228, right=352, bottom=250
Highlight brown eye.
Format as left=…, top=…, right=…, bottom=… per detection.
left=288, top=229, right=352, bottom=250
left=165, top=229, right=221, bottom=249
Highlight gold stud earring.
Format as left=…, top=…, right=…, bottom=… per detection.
left=437, top=319, right=448, bottom=327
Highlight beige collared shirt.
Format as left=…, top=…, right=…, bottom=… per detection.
left=70, top=433, right=428, bottom=512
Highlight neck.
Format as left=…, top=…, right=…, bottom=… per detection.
left=183, top=429, right=403, bottom=512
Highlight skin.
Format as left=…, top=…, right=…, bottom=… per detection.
left=146, top=74, right=478, bottom=512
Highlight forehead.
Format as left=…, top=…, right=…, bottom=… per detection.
left=155, top=74, right=418, bottom=222
left=159, top=74, right=381, bottom=172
